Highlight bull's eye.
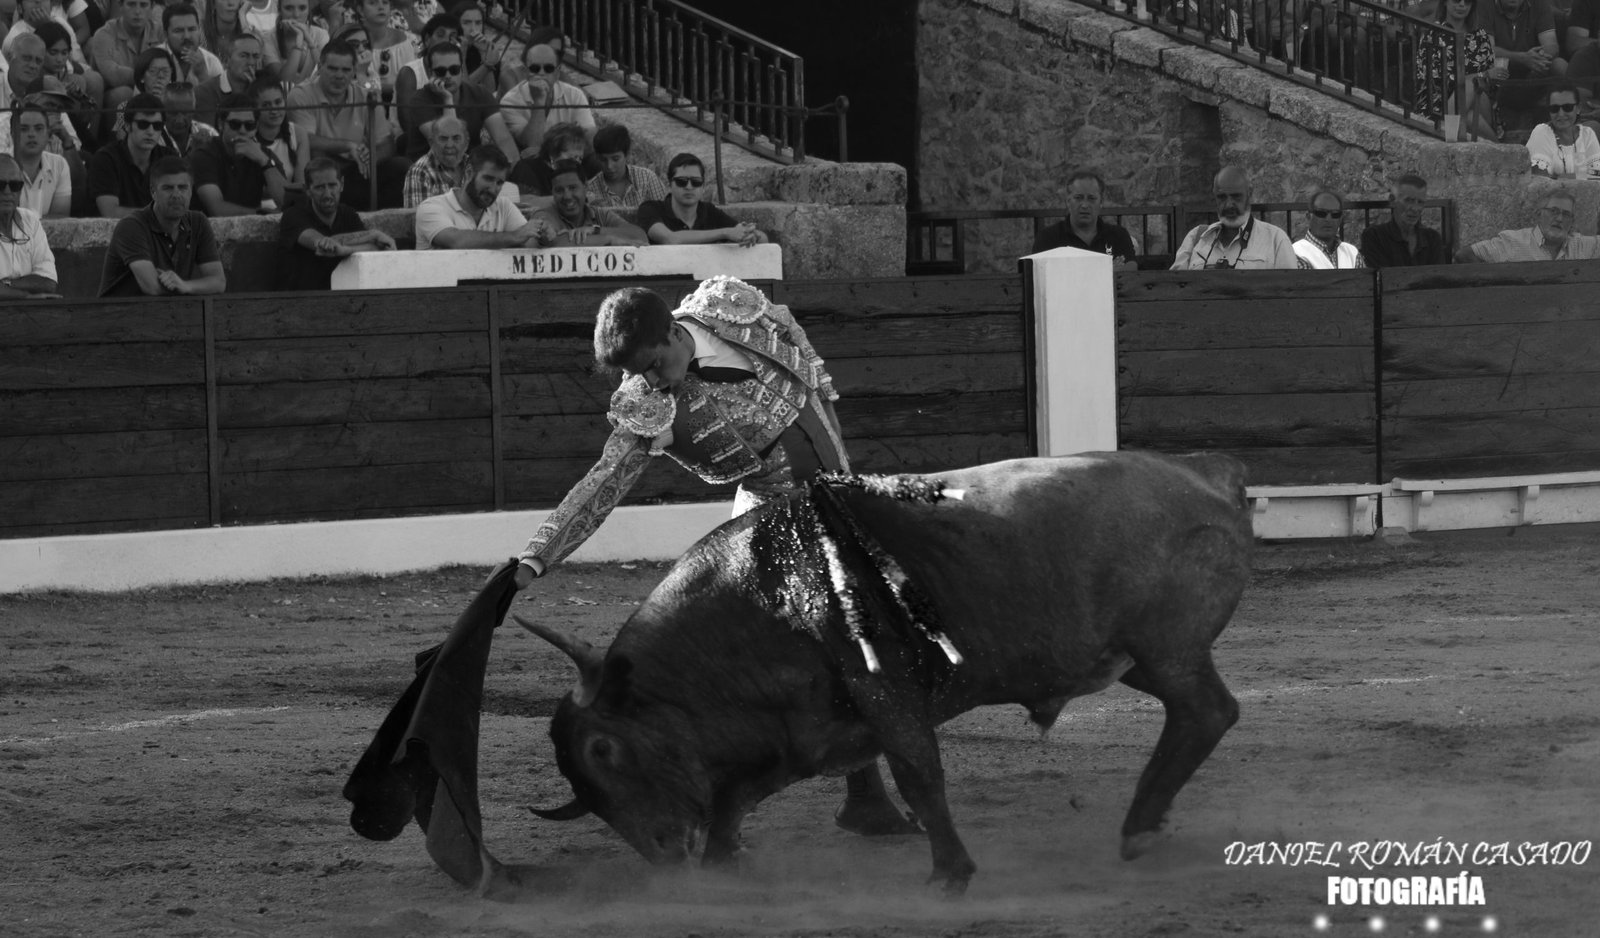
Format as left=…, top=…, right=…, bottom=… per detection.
left=587, top=736, right=616, bottom=765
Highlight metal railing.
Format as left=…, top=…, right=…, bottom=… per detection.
left=907, top=198, right=1458, bottom=273
left=498, top=0, right=825, bottom=161
left=1088, top=0, right=1470, bottom=138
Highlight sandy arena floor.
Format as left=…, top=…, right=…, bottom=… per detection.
left=3, top=524, right=1598, bottom=937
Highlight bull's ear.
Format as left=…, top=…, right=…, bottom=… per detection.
left=515, top=615, right=603, bottom=707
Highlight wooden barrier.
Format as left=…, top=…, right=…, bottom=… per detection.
left=1381, top=262, right=1600, bottom=479
left=0, top=275, right=1029, bottom=540
left=1116, top=270, right=1378, bottom=485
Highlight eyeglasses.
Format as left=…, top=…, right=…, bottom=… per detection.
left=1542, top=206, right=1575, bottom=219
left=670, top=176, right=703, bottom=187
left=1549, top=102, right=1578, bottom=113
left=1310, top=209, right=1344, bottom=219
left=345, top=38, right=370, bottom=48
left=527, top=63, right=558, bottom=73
left=226, top=118, right=257, bottom=131
left=0, top=179, right=26, bottom=192
left=432, top=64, right=462, bottom=76
left=132, top=118, right=166, bottom=132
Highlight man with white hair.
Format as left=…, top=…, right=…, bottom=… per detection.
left=1171, top=165, right=1297, bottom=269
left=0, top=153, right=59, bottom=298
left=1456, top=190, right=1600, bottom=261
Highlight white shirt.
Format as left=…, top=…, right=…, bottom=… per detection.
left=1526, top=123, right=1600, bottom=178
left=18, top=150, right=71, bottom=217
left=0, top=207, right=58, bottom=283
left=1293, top=234, right=1364, bottom=269
left=683, top=318, right=756, bottom=372
left=499, top=79, right=595, bottom=140
left=414, top=188, right=526, bottom=249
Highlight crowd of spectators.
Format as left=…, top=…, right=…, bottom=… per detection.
left=0, top=0, right=777, bottom=297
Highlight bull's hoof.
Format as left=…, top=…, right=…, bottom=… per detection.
left=834, top=799, right=924, bottom=837
left=1120, top=829, right=1167, bottom=860
left=926, top=863, right=975, bottom=896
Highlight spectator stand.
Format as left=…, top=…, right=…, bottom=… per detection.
left=907, top=198, right=1458, bottom=274
left=1086, top=0, right=1478, bottom=140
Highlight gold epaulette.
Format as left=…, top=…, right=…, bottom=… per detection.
left=608, top=375, right=675, bottom=437
left=679, top=275, right=768, bottom=325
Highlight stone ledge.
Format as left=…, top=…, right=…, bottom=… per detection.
left=1018, top=0, right=1100, bottom=37
left=1112, top=25, right=1184, bottom=68
left=1065, top=10, right=1137, bottom=50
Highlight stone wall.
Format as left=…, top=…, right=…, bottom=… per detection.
left=920, top=0, right=1597, bottom=271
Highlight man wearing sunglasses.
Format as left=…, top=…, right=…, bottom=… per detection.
left=398, top=40, right=517, bottom=163
left=192, top=92, right=289, bottom=216
left=87, top=91, right=176, bottom=218
left=1456, top=190, right=1600, bottom=261
left=500, top=41, right=594, bottom=155
left=637, top=151, right=767, bottom=247
left=0, top=154, right=60, bottom=300
left=1293, top=189, right=1366, bottom=269
left=1170, top=165, right=1297, bottom=270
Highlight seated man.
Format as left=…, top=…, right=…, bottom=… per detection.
left=287, top=39, right=409, bottom=209
left=9, top=104, right=72, bottom=218
left=499, top=40, right=594, bottom=156
left=636, top=152, right=767, bottom=247
left=193, top=33, right=262, bottom=127
left=279, top=156, right=397, bottom=290
left=397, top=39, right=516, bottom=162
left=402, top=113, right=468, bottom=207
left=530, top=158, right=645, bottom=246
left=585, top=122, right=667, bottom=208
left=0, top=154, right=60, bottom=299
left=87, top=92, right=175, bottom=218
left=98, top=155, right=227, bottom=296
left=1030, top=167, right=1138, bottom=270
left=35, top=21, right=105, bottom=149
left=191, top=91, right=291, bottom=215
left=1360, top=174, right=1449, bottom=268
left=414, top=144, right=548, bottom=249
left=87, top=0, right=157, bottom=112
left=1170, top=165, right=1297, bottom=269
left=507, top=120, right=590, bottom=199
left=0, top=33, right=84, bottom=156
left=1293, top=189, right=1366, bottom=268
left=158, top=3, right=225, bottom=86
left=161, top=82, right=219, bottom=154
left=1456, top=190, right=1600, bottom=260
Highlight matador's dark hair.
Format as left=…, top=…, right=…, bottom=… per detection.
left=594, top=288, right=674, bottom=370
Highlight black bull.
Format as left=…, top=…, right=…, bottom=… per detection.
left=345, top=451, right=1254, bottom=894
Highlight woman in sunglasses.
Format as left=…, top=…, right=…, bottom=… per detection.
left=1528, top=81, right=1600, bottom=178
left=330, top=23, right=381, bottom=98
left=347, top=0, right=414, bottom=98
left=636, top=152, right=766, bottom=247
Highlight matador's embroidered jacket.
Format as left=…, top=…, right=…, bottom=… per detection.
left=518, top=276, right=849, bottom=568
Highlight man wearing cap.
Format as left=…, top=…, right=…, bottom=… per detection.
left=99, top=155, right=226, bottom=297
left=1, top=33, right=83, bottom=156
left=0, top=153, right=60, bottom=299
left=87, top=91, right=176, bottom=217
left=192, top=91, right=289, bottom=215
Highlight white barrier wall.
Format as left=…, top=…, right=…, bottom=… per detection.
left=1023, top=247, right=1118, bottom=455
left=330, top=244, right=783, bottom=289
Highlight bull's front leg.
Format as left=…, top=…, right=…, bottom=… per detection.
left=701, top=778, right=777, bottom=866
left=880, top=729, right=975, bottom=894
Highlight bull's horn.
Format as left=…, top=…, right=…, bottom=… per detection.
left=513, top=615, right=603, bottom=707
left=526, top=799, right=590, bottom=821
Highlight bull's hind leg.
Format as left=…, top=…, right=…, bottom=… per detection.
left=1117, top=654, right=1239, bottom=860
left=835, top=762, right=923, bottom=836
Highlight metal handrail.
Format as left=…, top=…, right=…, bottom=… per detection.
left=1087, top=0, right=1472, bottom=139
left=497, top=0, right=816, bottom=161
left=907, top=198, right=1458, bottom=273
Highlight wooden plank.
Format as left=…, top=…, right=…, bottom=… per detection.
left=0, top=301, right=204, bottom=345
left=0, top=342, right=205, bottom=390
left=1384, top=321, right=1600, bottom=379
left=806, top=315, right=1024, bottom=359
left=220, top=462, right=494, bottom=520
left=1383, top=408, right=1600, bottom=463
left=1117, top=269, right=1373, bottom=302
left=498, top=335, right=605, bottom=376
left=0, top=387, right=206, bottom=435
left=214, top=333, right=491, bottom=384
left=0, top=429, right=209, bottom=481
left=0, top=473, right=209, bottom=528
left=503, top=414, right=614, bottom=460
left=1118, top=300, right=1372, bottom=351
left=1117, top=443, right=1377, bottom=485
left=497, top=279, right=697, bottom=328
left=828, top=353, right=1025, bottom=396
left=1383, top=448, right=1600, bottom=480
left=500, top=372, right=615, bottom=417
left=1383, top=374, right=1600, bottom=418
left=220, top=419, right=493, bottom=472
left=1384, top=282, right=1600, bottom=330
left=1381, top=259, right=1600, bottom=295
left=217, top=376, right=491, bottom=428
left=212, top=290, right=491, bottom=340
left=775, top=275, right=1023, bottom=317
left=845, top=433, right=1032, bottom=474
left=1119, top=393, right=1375, bottom=447
left=836, top=391, right=1028, bottom=438
left=1120, top=348, right=1373, bottom=396
left=502, top=455, right=737, bottom=508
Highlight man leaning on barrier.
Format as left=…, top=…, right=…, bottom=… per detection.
left=413, top=143, right=550, bottom=250
left=1455, top=189, right=1600, bottom=261
left=529, top=158, right=645, bottom=247
left=280, top=156, right=397, bottom=290
left=98, top=155, right=226, bottom=297
left=1170, top=165, right=1297, bottom=270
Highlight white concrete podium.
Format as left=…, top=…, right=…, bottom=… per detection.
left=330, top=243, right=783, bottom=289
left=1023, top=247, right=1118, bottom=456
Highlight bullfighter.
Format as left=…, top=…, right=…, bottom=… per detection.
left=512, top=274, right=921, bottom=838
